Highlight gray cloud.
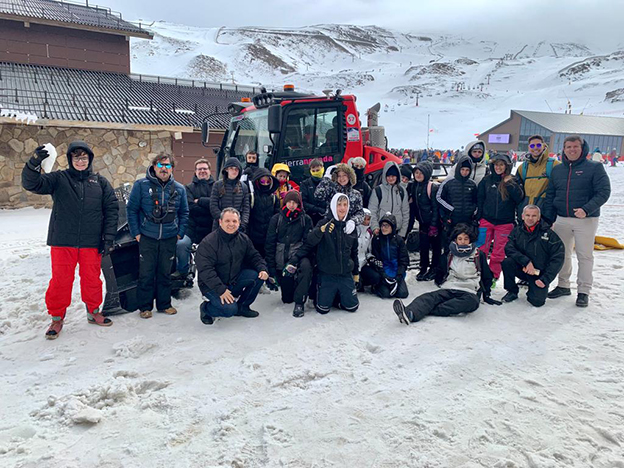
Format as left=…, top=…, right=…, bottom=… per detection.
left=107, top=0, right=621, bottom=49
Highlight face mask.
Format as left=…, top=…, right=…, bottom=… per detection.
left=353, top=167, right=365, bottom=182
left=310, top=167, right=324, bottom=178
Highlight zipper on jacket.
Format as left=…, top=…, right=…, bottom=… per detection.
left=77, top=180, right=84, bottom=248
left=159, top=183, right=165, bottom=240
left=565, top=164, right=572, bottom=217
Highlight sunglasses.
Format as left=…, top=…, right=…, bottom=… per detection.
left=529, top=143, right=543, bottom=149
left=157, top=162, right=172, bottom=169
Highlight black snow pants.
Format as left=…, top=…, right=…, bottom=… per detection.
left=137, top=235, right=177, bottom=312
left=405, top=288, right=479, bottom=322
left=501, top=258, right=548, bottom=307
left=277, top=257, right=313, bottom=305
left=360, top=265, right=409, bottom=299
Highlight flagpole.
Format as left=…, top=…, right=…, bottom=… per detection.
left=426, top=114, right=430, bottom=148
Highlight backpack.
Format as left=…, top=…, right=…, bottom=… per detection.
left=375, top=185, right=405, bottom=204
left=519, top=158, right=555, bottom=181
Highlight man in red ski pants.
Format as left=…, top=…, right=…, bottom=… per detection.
left=22, top=141, right=119, bottom=339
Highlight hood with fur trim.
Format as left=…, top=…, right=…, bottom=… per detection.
left=331, top=163, right=357, bottom=187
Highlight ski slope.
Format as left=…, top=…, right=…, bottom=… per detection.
left=0, top=167, right=623, bottom=466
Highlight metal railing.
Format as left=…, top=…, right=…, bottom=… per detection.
left=0, top=0, right=149, bottom=34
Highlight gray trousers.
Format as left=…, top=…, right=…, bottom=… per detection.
left=552, top=216, right=599, bottom=294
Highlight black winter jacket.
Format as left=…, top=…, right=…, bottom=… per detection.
left=21, top=141, right=119, bottom=249
left=185, top=175, right=214, bottom=244
left=409, top=161, right=439, bottom=227
left=369, top=216, right=410, bottom=279
left=436, top=156, right=478, bottom=226
left=248, top=168, right=281, bottom=246
left=196, top=228, right=267, bottom=296
left=543, top=141, right=611, bottom=222
left=265, top=208, right=313, bottom=276
left=210, top=157, right=250, bottom=230
left=504, top=221, right=565, bottom=286
left=300, top=175, right=327, bottom=225
left=477, top=173, right=524, bottom=225
left=294, top=217, right=359, bottom=276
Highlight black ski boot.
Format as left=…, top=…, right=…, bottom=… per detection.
left=293, top=303, right=304, bottom=318
left=393, top=299, right=411, bottom=326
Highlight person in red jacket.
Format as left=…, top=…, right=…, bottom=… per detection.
left=21, top=142, right=119, bottom=339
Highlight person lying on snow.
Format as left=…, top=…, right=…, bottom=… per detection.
left=393, top=223, right=501, bottom=325
left=359, top=213, right=410, bottom=299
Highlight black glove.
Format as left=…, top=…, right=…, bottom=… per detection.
left=367, top=257, right=383, bottom=270
left=266, top=277, right=279, bottom=291
left=100, top=238, right=114, bottom=256
left=33, top=145, right=50, bottom=161
left=484, top=296, right=502, bottom=306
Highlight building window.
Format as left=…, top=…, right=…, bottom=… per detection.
left=518, top=118, right=551, bottom=152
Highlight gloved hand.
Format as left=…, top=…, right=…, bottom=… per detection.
left=428, top=225, right=439, bottom=237
left=101, top=240, right=114, bottom=256
left=367, top=257, right=383, bottom=269
left=320, top=221, right=334, bottom=233
left=344, top=219, right=355, bottom=234
left=33, top=145, right=50, bottom=162
left=283, top=264, right=297, bottom=277
left=266, top=277, right=279, bottom=291
left=484, top=296, right=502, bottom=306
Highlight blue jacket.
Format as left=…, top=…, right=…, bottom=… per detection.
left=127, top=166, right=189, bottom=240
left=543, top=141, right=610, bottom=222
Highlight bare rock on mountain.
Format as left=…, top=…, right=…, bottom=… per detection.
left=242, top=43, right=296, bottom=75
left=186, top=55, right=229, bottom=81
left=605, top=88, right=624, bottom=103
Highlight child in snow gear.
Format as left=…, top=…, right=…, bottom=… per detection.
left=240, top=150, right=260, bottom=191
left=348, top=157, right=372, bottom=208
left=301, top=158, right=328, bottom=226
left=436, top=156, right=478, bottom=252
left=210, top=157, right=250, bottom=231
left=393, top=223, right=501, bottom=325
left=356, top=209, right=374, bottom=287
left=247, top=168, right=280, bottom=257
left=360, top=213, right=410, bottom=299
left=267, top=191, right=314, bottom=317
left=476, top=153, right=524, bottom=280
left=409, top=161, right=441, bottom=281
left=292, top=193, right=359, bottom=314
left=543, top=136, right=611, bottom=307
left=515, top=135, right=560, bottom=216
left=314, top=163, right=365, bottom=225
left=369, top=161, right=410, bottom=237
left=127, top=154, right=189, bottom=319
left=501, top=205, right=565, bottom=307
left=196, top=208, right=269, bottom=324
left=400, top=164, right=412, bottom=190
left=22, top=141, right=119, bottom=339
left=176, top=159, right=214, bottom=278
left=448, top=140, right=488, bottom=185
left=271, top=163, right=300, bottom=207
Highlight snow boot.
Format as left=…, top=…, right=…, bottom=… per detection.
left=422, top=268, right=437, bottom=281
left=86, top=307, right=113, bottom=327
left=576, top=293, right=589, bottom=308
left=237, top=305, right=259, bottom=318
left=157, top=307, right=177, bottom=315
left=393, top=299, right=411, bottom=326
left=139, top=310, right=153, bottom=319
left=416, top=270, right=427, bottom=281
left=45, top=317, right=64, bottom=340
left=501, top=291, right=518, bottom=303
left=293, top=303, right=305, bottom=318
left=200, top=301, right=214, bottom=325
left=547, top=286, right=571, bottom=299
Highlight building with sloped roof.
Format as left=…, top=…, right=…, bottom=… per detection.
left=0, top=0, right=259, bottom=207
left=479, top=110, right=624, bottom=156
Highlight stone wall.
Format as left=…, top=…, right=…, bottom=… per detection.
left=0, top=122, right=173, bottom=208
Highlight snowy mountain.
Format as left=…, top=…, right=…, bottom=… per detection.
left=130, top=23, right=624, bottom=149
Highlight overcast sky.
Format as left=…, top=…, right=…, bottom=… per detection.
left=105, top=0, right=622, bottom=48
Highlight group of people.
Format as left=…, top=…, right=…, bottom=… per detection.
left=21, top=133, right=611, bottom=338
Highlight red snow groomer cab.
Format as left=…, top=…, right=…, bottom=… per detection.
left=204, top=85, right=403, bottom=183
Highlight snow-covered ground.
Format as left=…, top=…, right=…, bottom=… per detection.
left=1, top=168, right=624, bottom=467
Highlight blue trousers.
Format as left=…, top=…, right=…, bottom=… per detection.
left=176, top=235, right=192, bottom=275
left=200, top=269, right=264, bottom=318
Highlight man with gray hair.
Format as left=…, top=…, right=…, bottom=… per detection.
left=501, top=205, right=564, bottom=307
left=195, top=207, right=269, bottom=325
left=543, top=135, right=611, bottom=307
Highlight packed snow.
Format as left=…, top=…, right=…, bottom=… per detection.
left=1, top=166, right=623, bottom=467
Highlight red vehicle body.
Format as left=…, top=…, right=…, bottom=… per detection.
left=212, top=87, right=403, bottom=183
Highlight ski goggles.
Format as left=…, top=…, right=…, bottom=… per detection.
left=454, top=243, right=474, bottom=254
left=157, top=162, right=172, bottom=169
left=529, top=143, right=543, bottom=149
